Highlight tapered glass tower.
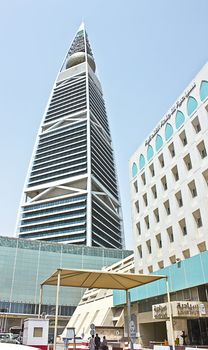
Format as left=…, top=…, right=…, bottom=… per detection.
left=16, top=24, right=124, bottom=249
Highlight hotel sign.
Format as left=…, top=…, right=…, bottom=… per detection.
left=145, top=82, right=196, bottom=146
left=153, top=301, right=208, bottom=319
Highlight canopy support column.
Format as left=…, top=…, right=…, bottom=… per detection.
left=166, top=277, right=175, bottom=350
left=54, top=269, right=61, bottom=350
left=126, top=289, right=133, bottom=350
left=38, top=285, right=43, bottom=318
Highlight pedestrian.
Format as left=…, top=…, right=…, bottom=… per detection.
left=101, top=336, right=108, bottom=350
left=89, top=334, right=95, bottom=350
left=94, top=333, right=101, bottom=350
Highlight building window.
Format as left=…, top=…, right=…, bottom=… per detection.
left=148, top=265, right=153, bottom=273
left=169, top=255, right=176, bottom=264
left=172, top=165, right=179, bottom=181
left=165, top=123, right=173, bottom=141
left=158, top=260, right=164, bottom=269
left=147, top=145, right=154, bottom=161
left=200, top=80, right=208, bottom=101
left=139, top=154, right=145, bottom=170
left=136, top=222, right=141, bottom=235
left=144, top=215, right=150, bottom=229
left=167, top=226, right=174, bottom=242
left=175, top=190, right=183, bottom=207
left=139, top=269, right=143, bottom=274
left=135, top=200, right=139, bottom=213
left=187, top=96, right=198, bottom=116
left=33, top=327, right=43, bottom=338
left=175, top=110, right=185, bottom=129
left=156, top=233, right=162, bottom=248
left=138, top=245, right=142, bottom=258
left=168, top=142, right=175, bottom=158
left=192, top=116, right=201, bottom=133
left=202, top=168, right=208, bottom=186
left=179, top=130, right=187, bottom=146
left=143, top=193, right=148, bottom=207
left=179, top=218, right=187, bottom=235
left=149, top=163, right=155, bottom=177
left=133, top=181, right=138, bottom=193
left=155, top=134, right=163, bottom=152
left=183, top=154, right=192, bottom=171
left=197, top=241, right=207, bottom=252
left=182, top=249, right=190, bottom=259
left=161, top=175, right=167, bottom=190
left=164, top=200, right=170, bottom=215
left=197, top=140, right=207, bottom=159
left=151, top=185, right=157, bottom=199
left=146, top=240, right=152, bottom=254
left=154, top=208, right=160, bottom=223
left=188, top=180, right=197, bottom=197
left=141, top=172, right=146, bottom=185
left=192, top=209, right=202, bottom=228
left=158, top=153, right=165, bottom=168
left=132, top=162, right=138, bottom=177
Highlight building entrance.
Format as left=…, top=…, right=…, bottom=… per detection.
left=187, top=318, right=208, bottom=345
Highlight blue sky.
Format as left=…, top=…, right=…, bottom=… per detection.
left=0, top=0, right=208, bottom=249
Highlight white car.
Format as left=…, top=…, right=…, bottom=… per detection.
left=0, top=344, right=40, bottom=349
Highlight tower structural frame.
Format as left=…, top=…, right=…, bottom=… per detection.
left=16, top=23, right=124, bottom=249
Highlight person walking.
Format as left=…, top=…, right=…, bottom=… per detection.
left=94, top=333, right=101, bottom=350
left=101, top=336, right=108, bottom=350
left=89, top=334, right=95, bottom=350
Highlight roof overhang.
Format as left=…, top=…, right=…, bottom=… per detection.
left=41, top=268, right=166, bottom=290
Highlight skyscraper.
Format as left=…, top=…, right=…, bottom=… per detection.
left=16, top=23, right=124, bottom=249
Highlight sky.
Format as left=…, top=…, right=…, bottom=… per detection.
left=0, top=0, right=208, bottom=250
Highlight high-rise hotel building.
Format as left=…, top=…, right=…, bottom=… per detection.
left=130, top=63, right=208, bottom=273
left=16, top=24, right=124, bottom=248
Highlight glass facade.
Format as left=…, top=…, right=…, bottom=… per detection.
left=0, top=236, right=132, bottom=315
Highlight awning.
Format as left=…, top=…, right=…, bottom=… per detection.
left=41, top=267, right=165, bottom=290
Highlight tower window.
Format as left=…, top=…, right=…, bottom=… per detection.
left=183, top=154, right=192, bottom=171
left=188, top=180, right=197, bottom=198
left=197, top=140, right=207, bottom=159
left=192, top=116, right=201, bottom=134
